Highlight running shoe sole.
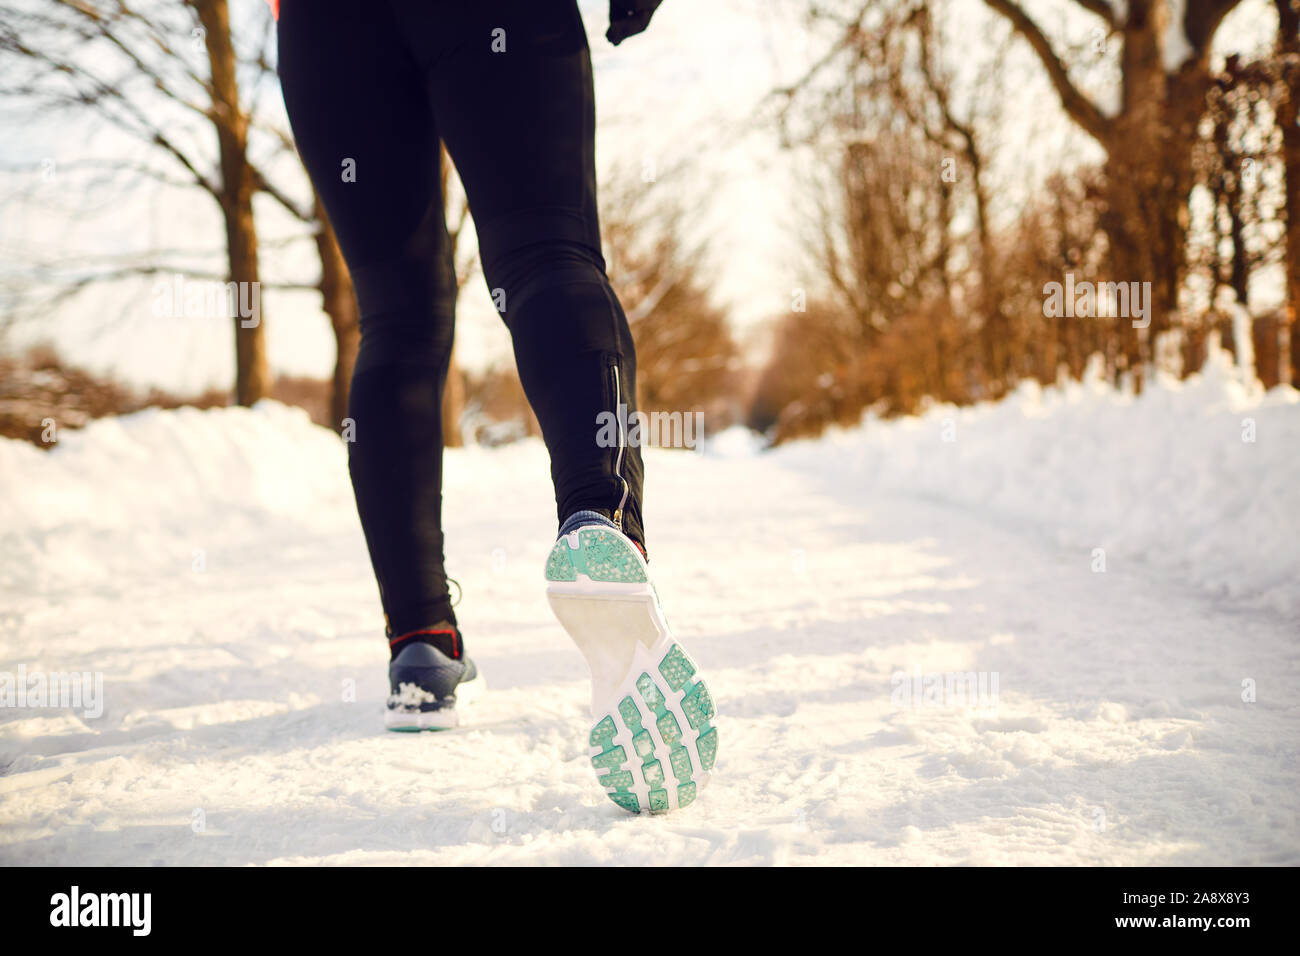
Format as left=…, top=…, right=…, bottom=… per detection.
left=546, top=525, right=717, bottom=814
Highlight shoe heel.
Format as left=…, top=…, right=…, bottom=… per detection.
left=546, top=526, right=647, bottom=585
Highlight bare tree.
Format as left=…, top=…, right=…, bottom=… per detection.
left=0, top=0, right=393, bottom=423
left=768, top=0, right=1001, bottom=412
left=190, top=0, right=267, bottom=403
left=1, top=0, right=273, bottom=401
left=600, top=168, right=740, bottom=429
left=982, top=0, right=1247, bottom=382
left=0, top=0, right=282, bottom=402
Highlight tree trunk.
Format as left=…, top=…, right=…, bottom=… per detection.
left=1108, top=3, right=1159, bottom=381
left=1098, top=2, right=1209, bottom=388
left=1207, top=77, right=1250, bottom=364
left=194, top=0, right=270, bottom=406
left=438, top=143, right=464, bottom=448
left=1278, top=0, right=1300, bottom=386
left=441, top=348, right=464, bottom=448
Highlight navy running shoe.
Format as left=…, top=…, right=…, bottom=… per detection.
left=384, top=625, right=484, bottom=731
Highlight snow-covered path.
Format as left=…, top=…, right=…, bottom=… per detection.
left=2, top=360, right=1298, bottom=865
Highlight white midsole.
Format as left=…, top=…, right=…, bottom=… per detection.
left=547, top=588, right=670, bottom=715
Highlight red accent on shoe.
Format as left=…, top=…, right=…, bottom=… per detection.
left=389, top=627, right=458, bottom=653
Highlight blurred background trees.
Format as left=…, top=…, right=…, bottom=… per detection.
left=753, top=0, right=1298, bottom=443
left=600, top=168, right=743, bottom=428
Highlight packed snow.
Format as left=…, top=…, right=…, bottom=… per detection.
left=1, top=346, right=1297, bottom=865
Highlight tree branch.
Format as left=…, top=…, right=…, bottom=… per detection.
left=983, top=0, right=1112, bottom=142
left=1184, top=0, right=1245, bottom=60
left=1075, top=0, right=1117, bottom=28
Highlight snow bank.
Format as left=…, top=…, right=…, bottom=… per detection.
left=0, top=401, right=355, bottom=591
left=775, top=346, right=1300, bottom=617
left=1, top=345, right=1294, bottom=616
left=0, top=401, right=349, bottom=532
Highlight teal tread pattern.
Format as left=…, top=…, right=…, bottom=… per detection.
left=591, top=746, right=626, bottom=772
left=545, top=528, right=647, bottom=584
left=609, top=792, right=640, bottom=813
left=587, top=642, right=718, bottom=814
left=636, top=673, right=664, bottom=710
left=681, top=681, right=716, bottom=730
left=696, top=727, right=718, bottom=772
left=546, top=545, right=577, bottom=582
left=590, top=715, right=617, bottom=749
left=658, top=645, right=696, bottom=690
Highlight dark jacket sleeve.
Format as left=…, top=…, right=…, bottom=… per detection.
left=606, top=0, right=664, bottom=45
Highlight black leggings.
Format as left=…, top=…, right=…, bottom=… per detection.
left=278, top=0, right=645, bottom=636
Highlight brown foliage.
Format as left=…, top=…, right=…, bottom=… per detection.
left=0, top=345, right=227, bottom=447
left=601, top=172, right=743, bottom=438
left=752, top=0, right=1294, bottom=444
left=0, top=345, right=358, bottom=447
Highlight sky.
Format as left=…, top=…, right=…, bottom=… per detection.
left=0, top=0, right=1280, bottom=395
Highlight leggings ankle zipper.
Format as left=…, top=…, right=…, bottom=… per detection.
left=608, top=356, right=630, bottom=530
